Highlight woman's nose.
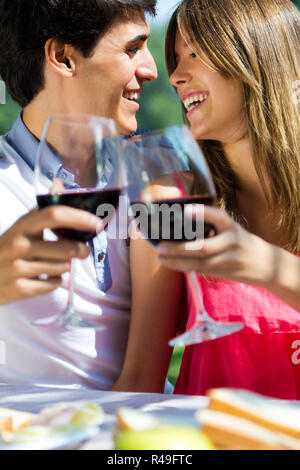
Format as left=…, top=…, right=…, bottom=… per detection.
left=169, top=65, right=188, bottom=88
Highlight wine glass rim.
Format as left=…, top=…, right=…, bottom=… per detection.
left=123, top=123, right=217, bottom=199
left=46, top=113, right=117, bottom=131
left=126, top=124, right=191, bottom=140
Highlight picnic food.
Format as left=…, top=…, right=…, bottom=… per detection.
left=115, top=407, right=215, bottom=450
left=115, top=426, right=215, bottom=450
left=116, top=407, right=161, bottom=433
left=0, top=408, right=33, bottom=434
left=33, top=402, right=104, bottom=429
left=196, top=388, right=300, bottom=450
left=0, top=401, right=104, bottom=447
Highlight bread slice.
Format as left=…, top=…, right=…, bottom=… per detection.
left=116, top=407, right=160, bottom=432
left=197, top=409, right=300, bottom=450
left=0, top=416, right=12, bottom=433
left=207, top=388, right=300, bottom=440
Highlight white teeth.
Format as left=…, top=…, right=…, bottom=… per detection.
left=183, top=94, right=208, bottom=112
left=123, top=91, right=140, bottom=101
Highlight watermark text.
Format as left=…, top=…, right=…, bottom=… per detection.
left=96, top=196, right=206, bottom=247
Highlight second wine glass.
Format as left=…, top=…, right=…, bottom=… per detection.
left=123, top=125, right=244, bottom=346
left=33, top=114, right=123, bottom=329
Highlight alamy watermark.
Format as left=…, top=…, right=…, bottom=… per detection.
left=291, top=340, right=300, bottom=365
left=0, top=80, right=5, bottom=105
left=96, top=196, right=206, bottom=249
left=0, top=340, right=6, bottom=365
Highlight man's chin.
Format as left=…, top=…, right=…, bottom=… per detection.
left=117, top=118, right=138, bottom=136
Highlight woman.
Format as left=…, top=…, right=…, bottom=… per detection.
left=115, top=0, right=300, bottom=398
left=156, top=0, right=300, bottom=398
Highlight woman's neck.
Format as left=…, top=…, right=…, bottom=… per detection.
left=222, top=138, right=285, bottom=244
left=222, top=137, right=265, bottom=202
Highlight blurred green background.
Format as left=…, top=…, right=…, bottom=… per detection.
left=0, top=0, right=299, bottom=388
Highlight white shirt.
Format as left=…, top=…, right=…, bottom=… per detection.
left=0, top=135, right=132, bottom=390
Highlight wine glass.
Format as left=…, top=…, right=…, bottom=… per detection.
left=32, top=114, right=123, bottom=329
left=123, top=125, right=244, bottom=346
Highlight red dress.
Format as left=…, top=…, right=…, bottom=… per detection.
left=172, top=173, right=300, bottom=399
left=175, top=270, right=300, bottom=399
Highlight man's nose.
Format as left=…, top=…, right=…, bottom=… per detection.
left=137, top=49, right=158, bottom=82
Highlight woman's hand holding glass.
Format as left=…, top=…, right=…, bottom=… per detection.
left=123, top=125, right=244, bottom=347
left=157, top=204, right=279, bottom=287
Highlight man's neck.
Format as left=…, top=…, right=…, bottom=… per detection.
left=22, top=91, right=65, bottom=142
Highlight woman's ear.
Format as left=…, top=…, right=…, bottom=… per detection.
left=44, top=38, right=76, bottom=78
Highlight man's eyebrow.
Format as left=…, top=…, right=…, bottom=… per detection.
left=126, top=34, right=149, bottom=44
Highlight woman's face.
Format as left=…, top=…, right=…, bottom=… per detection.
left=169, top=29, right=247, bottom=143
left=69, top=18, right=157, bottom=135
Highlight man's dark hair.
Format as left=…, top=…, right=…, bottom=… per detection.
left=0, top=0, right=156, bottom=107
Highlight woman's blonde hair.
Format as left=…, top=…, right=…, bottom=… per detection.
left=165, top=0, right=300, bottom=252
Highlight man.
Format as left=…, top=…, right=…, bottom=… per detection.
left=0, top=0, right=157, bottom=389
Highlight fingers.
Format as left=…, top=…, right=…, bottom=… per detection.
left=9, top=259, right=71, bottom=280
left=50, top=178, right=65, bottom=195
left=158, top=205, right=241, bottom=259
left=186, top=204, right=232, bottom=233
left=23, top=239, right=90, bottom=261
left=158, top=228, right=238, bottom=258
left=158, top=250, right=237, bottom=277
left=0, top=277, right=63, bottom=305
left=0, top=206, right=98, bottom=305
left=17, top=206, right=101, bottom=236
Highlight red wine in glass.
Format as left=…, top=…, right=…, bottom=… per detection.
left=37, top=187, right=121, bottom=242
left=131, top=195, right=215, bottom=245
left=32, top=114, right=123, bottom=329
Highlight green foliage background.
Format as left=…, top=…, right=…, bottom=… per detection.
left=136, top=23, right=184, bottom=130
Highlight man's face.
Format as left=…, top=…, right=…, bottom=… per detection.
left=69, top=18, right=157, bottom=135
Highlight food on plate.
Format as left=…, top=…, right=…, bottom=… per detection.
left=116, top=407, right=161, bottom=433
left=115, top=425, right=215, bottom=450
left=0, top=416, right=11, bottom=433
left=114, top=407, right=215, bottom=450
left=34, top=402, right=104, bottom=429
left=7, top=426, right=52, bottom=444
left=0, top=401, right=104, bottom=447
left=196, top=409, right=300, bottom=450
left=70, top=402, right=104, bottom=428
left=195, top=388, right=300, bottom=450
left=0, top=408, right=33, bottom=443
left=207, top=388, right=300, bottom=440
left=0, top=408, right=32, bottom=433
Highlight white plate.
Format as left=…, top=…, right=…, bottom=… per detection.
left=0, top=426, right=99, bottom=450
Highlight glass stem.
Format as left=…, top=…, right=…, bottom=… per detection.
left=186, top=271, right=211, bottom=324
left=65, top=259, right=76, bottom=317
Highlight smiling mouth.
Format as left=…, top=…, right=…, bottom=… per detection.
left=122, top=90, right=141, bottom=103
left=183, top=93, right=208, bottom=113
